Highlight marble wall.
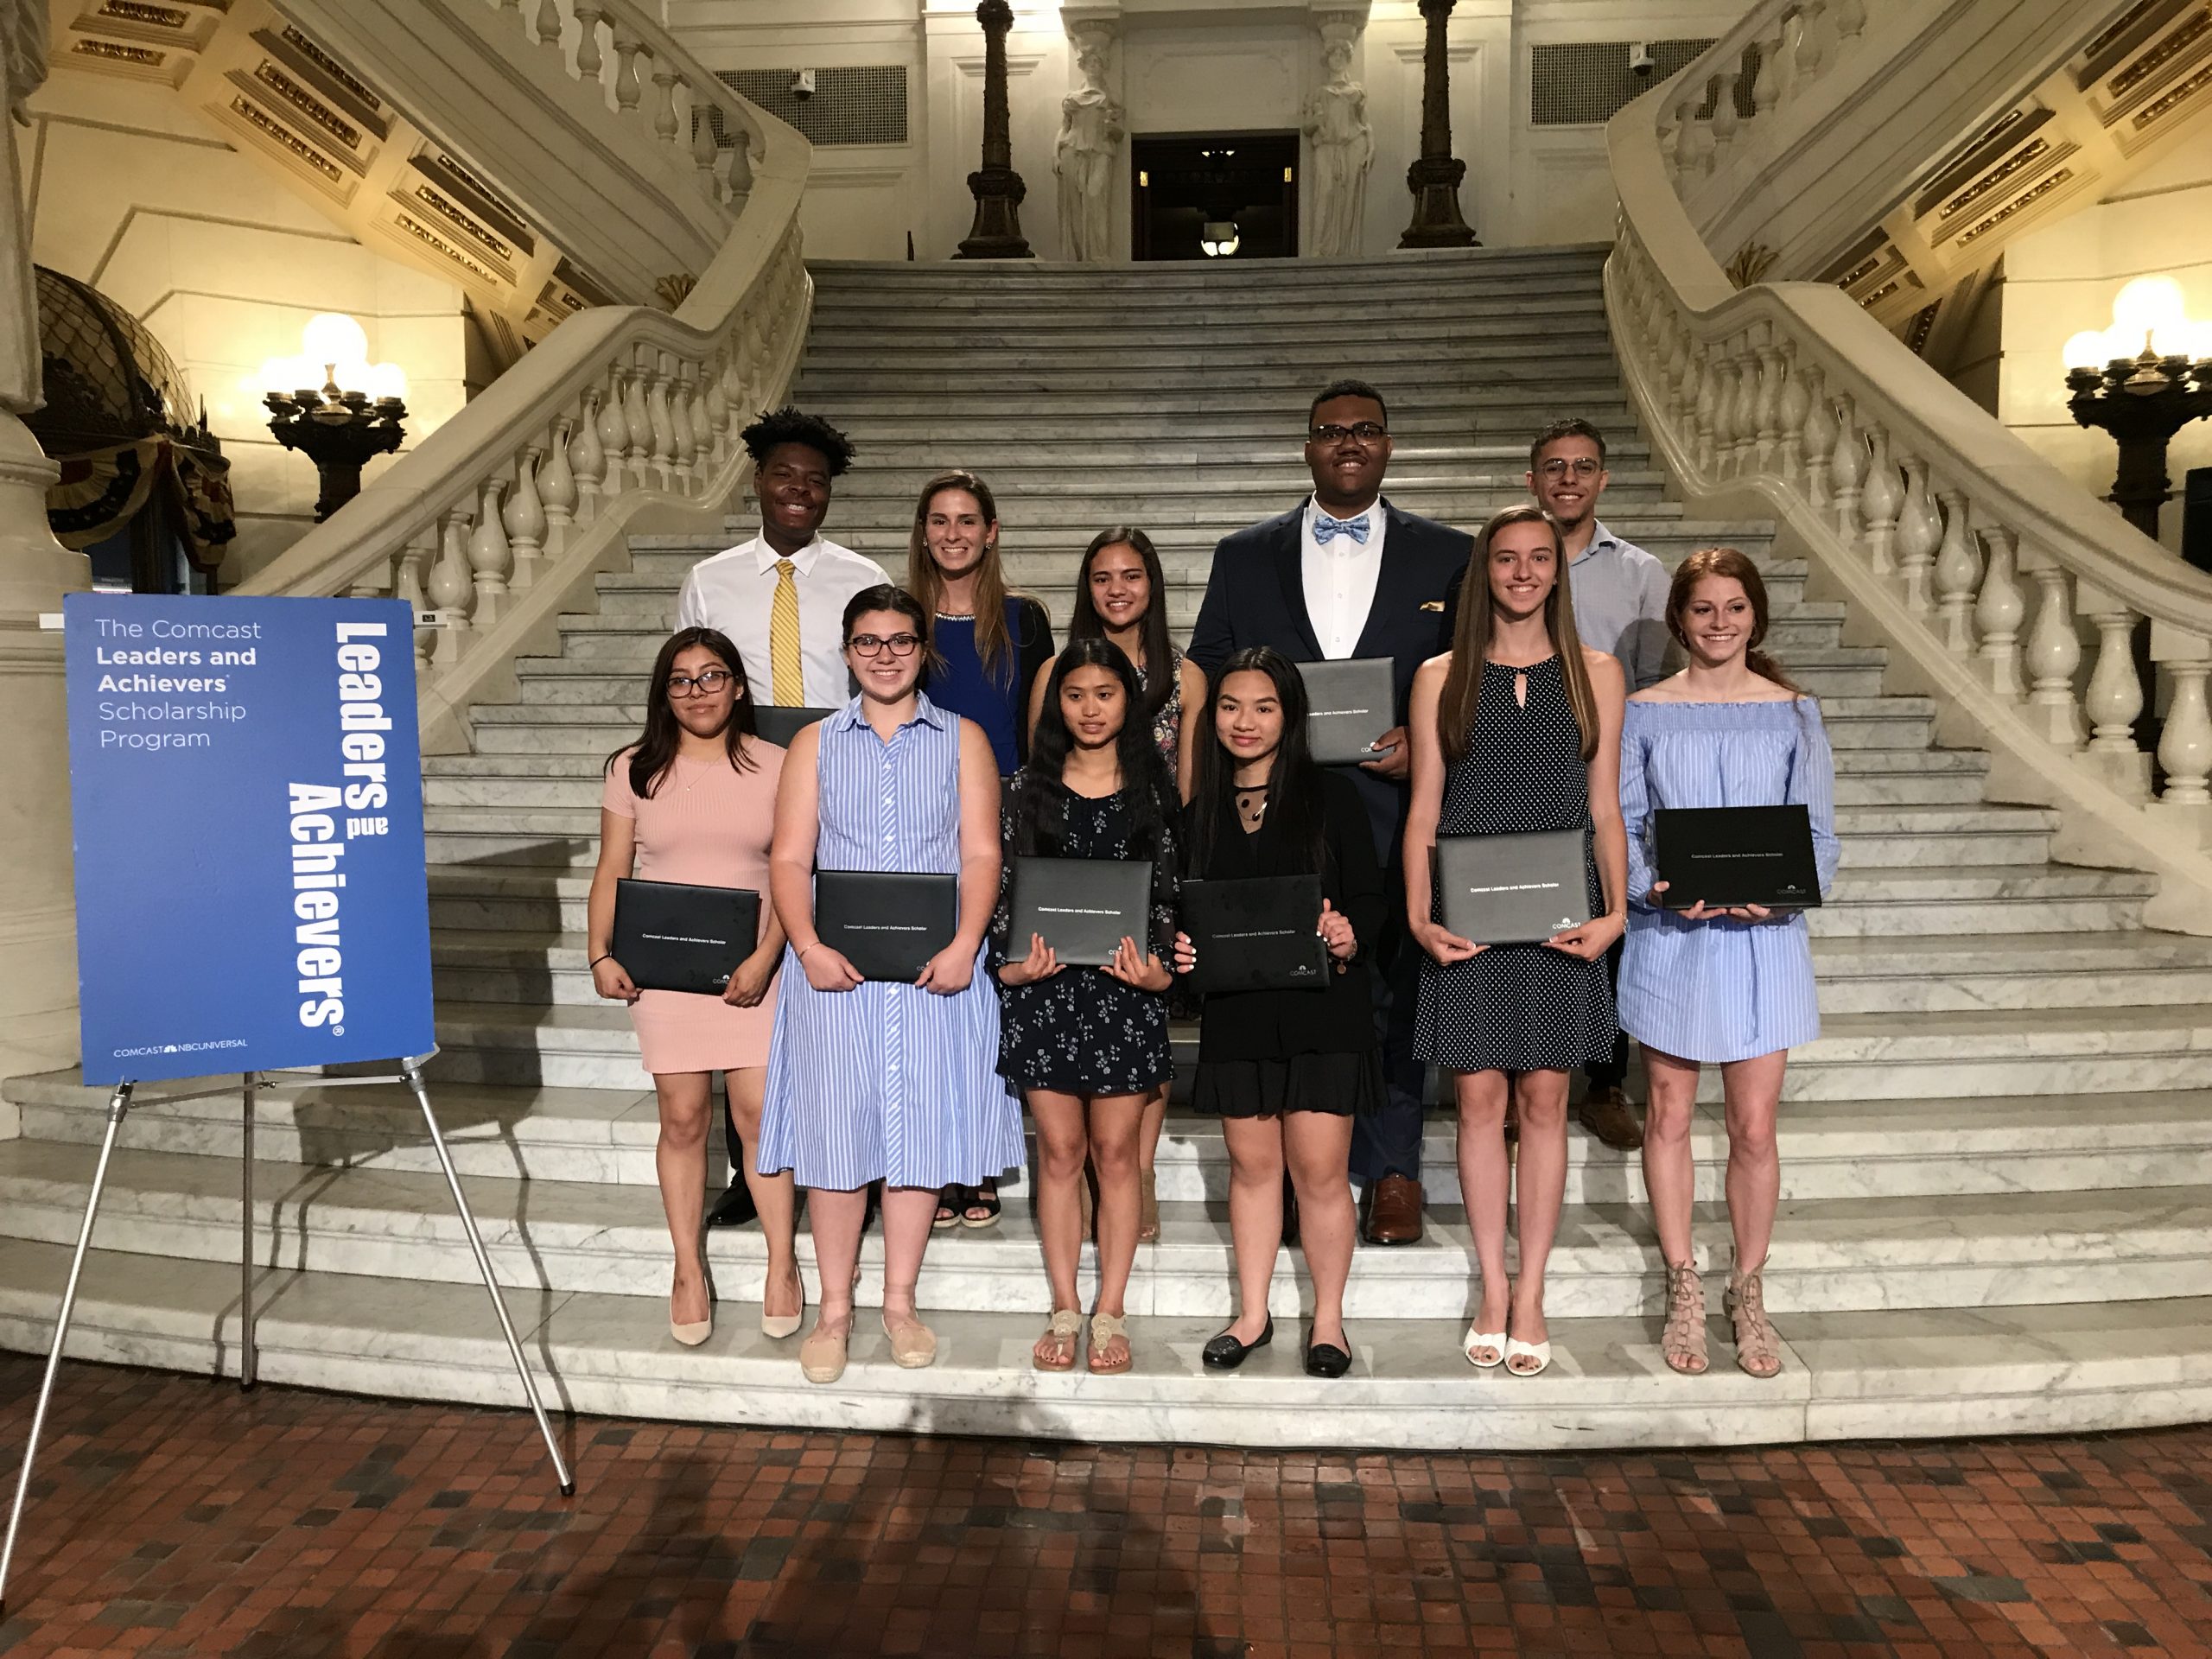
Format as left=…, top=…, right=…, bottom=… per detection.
left=22, top=71, right=485, bottom=589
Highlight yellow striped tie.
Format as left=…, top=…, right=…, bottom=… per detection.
left=769, top=557, right=803, bottom=705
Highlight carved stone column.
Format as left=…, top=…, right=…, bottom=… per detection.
left=957, top=0, right=1034, bottom=259
left=1397, top=0, right=1478, bottom=249
left=0, top=0, right=87, bottom=1080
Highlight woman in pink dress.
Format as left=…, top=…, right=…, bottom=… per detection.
left=587, top=627, right=801, bottom=1346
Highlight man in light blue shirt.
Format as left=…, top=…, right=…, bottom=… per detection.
left=1530, top=417, right=1669, bottom=1152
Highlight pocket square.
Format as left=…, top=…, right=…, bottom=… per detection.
left=1420, top=600, right=1445, bottom=613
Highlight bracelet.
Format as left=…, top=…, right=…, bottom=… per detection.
left=588, top=953, right=612, bottom=968
left=797, top=942, right=822, bottom=960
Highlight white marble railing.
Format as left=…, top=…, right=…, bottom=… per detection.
left=1607, top=9, right=2212, bottom=932
left=1658, top=0, right=1870, bottom=194
left=237, top=6, right=812, bottom=752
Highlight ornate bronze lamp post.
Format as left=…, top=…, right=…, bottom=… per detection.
left=957, top=0, right=1033, bottom=259
left=2063, top=276, right=2212, bottom=540
left=1398, top=0, right=1478, bottom=249
left=260, top=315, right=407, bottom=521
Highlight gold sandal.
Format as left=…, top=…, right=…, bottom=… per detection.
left=1033, top=1307, right=1082, bottom=1372
left=1726, top=1259, right=1782, bottom=1378
left=1087, top=1310, right=1131, bottom=1375
left=1662, top=1262, right=1708, bottom=1376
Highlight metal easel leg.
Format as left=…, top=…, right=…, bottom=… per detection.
left=239, top=1073, right=257, bottom=1392
left=0, top=1079, right=135, bottom=1618
left=398, top=1056, right=573, bottom=1496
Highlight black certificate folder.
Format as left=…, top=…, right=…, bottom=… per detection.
left=753, top=705, right=833, bottom=748
left=1181, top=874, right=1330, bottom=994
left=1298, top=658, right=1396, bottom=766
left=1433, top=830, right=1592, bottom=945
left=1008, top=856, right=1154, bottom=967
left=612, top=880, right=760, bottom=995
left=1653, top=804, right=1822, bottom=910
left=815, top=870, right=960, bottom=981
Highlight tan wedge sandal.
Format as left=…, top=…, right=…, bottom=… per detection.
left=1662, top=1262, right=1709, bottom=1376
left=1725, top=1259, right=1783, bottom=1378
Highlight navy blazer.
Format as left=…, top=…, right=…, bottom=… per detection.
left=1188, top=497, right=1474, bottom=863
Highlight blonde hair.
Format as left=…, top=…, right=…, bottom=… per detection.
left=1438, top=505, right=1600, bottom=761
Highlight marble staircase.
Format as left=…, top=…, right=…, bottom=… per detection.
left=5, top=247, right=2212, bottom=1450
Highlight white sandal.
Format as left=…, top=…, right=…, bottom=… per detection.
left=1503, top=1336, right=1552, bottom=1376
left=1462, top=1324, right=1506, bottom=1369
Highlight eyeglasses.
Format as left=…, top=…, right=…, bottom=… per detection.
left=848, top=632, right=923, bottom=658
left=1538, top=456, right=1603, bottom=479
left=667, top=670, right=734, bottom=696
left=1310, top=422, right=1387, bottom=445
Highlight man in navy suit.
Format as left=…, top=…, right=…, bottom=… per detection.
left=1189, top=378, right=1473, bottom=1244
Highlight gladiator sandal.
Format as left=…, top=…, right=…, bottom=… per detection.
left=1661, top=1262, right=1709, bottom=1376
left=1725, top=1259, right=1783, bottom=1379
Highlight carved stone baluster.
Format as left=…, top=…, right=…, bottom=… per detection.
left=1751, top=327, right=1783, bottom=476
left=1725, top=337, right=1758, bottom=475
left=701, top=351, right=729, bottom=468
left=728, top=125, right=754, bottom=207
left=645, top=349, right=677, bottom=490
left=1751, top=22, right=1784, bottom=124
left=669, top=359, right=698, bottom=491
left=429, top=508, right=476, bottom=668
left=2158, top=657, right=2212, bottom=806
left=1974, top=527, right=2024, bottom=697
left=623, top=347, right=654, bottom=489
left=651, top=60, right=682, bottom=149
left=1671, top=92, right=1701, bottom=178
left=612, top=25, right=644, bottom=116
left=1692, top=355, right=1721, bottom=476
left=1894, top=456, right=1941, bottom=612
left=1932, top=488, right=1980, bottom=653
left=1709, top=71, right=1741, bottom=166
left=1859, top=426, right=1902, bottom=575
left=1797, top=0, right=1831, bottom=77
left=1801, top=366, right=1835, bottom=507
left=1829, top=396, right=1864, bottom=537
left=534, top=0, right=563, bottom=51
left=573, top=3, right=605, bottom=81
left=505, top=445, right=548, bottom=589
left=688, top=367, right=715, bottom=485
left=690, top=79, right=721, bottom=200
left=395, top=526, right=435, bottom=677
left=1835, top=0, right=1866, bottom=48
left=571, top=389, right=607, bottom=524
left=2076, top=588, right=2145, bottom=772
left=469, top=480, right=514, bottom=624
left=596, top=361, right=632, bottom=495
left=2021, top=556, right=2085, bottom=748
left=1656, top=100, right=1681, bottom=175
left=539, top=416, right=577, bottom=556
left=1775, top=340, right=1809, bottom=486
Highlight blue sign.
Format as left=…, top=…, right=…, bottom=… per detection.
left=64, top=594, right=435, bottom=1083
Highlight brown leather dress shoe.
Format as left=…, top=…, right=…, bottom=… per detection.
left=1360, top=1174, right=1424, bottom=1245
left=1578, top=1085, right=1645, bottom=1151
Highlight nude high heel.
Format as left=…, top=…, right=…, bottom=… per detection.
left=760, top=1267, right=805, bottom=1341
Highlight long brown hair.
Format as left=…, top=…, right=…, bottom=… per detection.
left=906, top=469, right=1016, bottom=681
left=607, top=626, right=758, bottom=798
left=1666, top=546, right=1804, bottom=696
left=1068, top=526, right=1175, bottom=721
left=1438, top=505, right=1600, bottom=761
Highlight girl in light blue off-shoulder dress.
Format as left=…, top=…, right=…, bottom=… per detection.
left=1620, top=549, right=1839, bottom=1384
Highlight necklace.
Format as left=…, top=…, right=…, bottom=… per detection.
left=1234, top=785, right=1267, bottom=829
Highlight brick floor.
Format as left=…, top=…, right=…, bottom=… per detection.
left=0, top=1357, right=2208, bottom=1656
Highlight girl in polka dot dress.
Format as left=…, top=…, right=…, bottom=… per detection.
left=1403, top=505, right=1629, bottom=1379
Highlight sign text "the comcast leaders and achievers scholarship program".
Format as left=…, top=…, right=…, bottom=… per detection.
left=63, top=594, right=435, bottom=1084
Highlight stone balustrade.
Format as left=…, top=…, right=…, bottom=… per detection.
left=1659, top=0, right=1871, bottom=192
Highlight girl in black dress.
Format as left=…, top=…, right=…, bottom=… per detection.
left=1405, top=505, right=1627, bottom=1378
left=995, top=639, right=1179, bottom=1376
left=1172, top=648, right=1380, bottom=1379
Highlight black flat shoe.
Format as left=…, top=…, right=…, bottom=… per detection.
left=1201, top=1315, right=1274, bottom=1370
left=704, top=1183, right=758, bottom=1229
left=1303, top=1339, right=1353, bottom=1379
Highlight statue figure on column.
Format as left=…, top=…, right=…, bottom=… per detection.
left=1055, top=27, right=1123, bottom=264
left=1304, top=23, right=1373, bottom=259
left=2, top=0, right=49, bottom=410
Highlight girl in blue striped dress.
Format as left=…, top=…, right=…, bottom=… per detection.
left=760, top=584, right=1022, bottom=1386
left=1618, top=547, right=1840, bottom=1382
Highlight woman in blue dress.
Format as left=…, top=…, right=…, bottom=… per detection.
left=905, top=469, right=1055, bottom=1230
left=760, top=584, right=1022, bottom=1386
left=1618, top=547, right=1839, bottom=1381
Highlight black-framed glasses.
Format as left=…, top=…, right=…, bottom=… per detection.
left=1538, top=456, right=1603, bottom=479
left=849, top=632, right=923, bottom=658
left=1310, top=422, right=1387, bottom=445
left=667, top=669, right=734, bottom=696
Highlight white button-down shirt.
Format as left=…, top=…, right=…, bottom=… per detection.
left=1300, top=495, right=1389, bottom=659
left=673, top=531, right=889, bottom=708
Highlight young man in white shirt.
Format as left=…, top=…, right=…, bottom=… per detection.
left=1529, top=416, right=1669, bottom=1154
left=674, top=406, right=888, bottom=710
left=673, top=406, right=886, bottom=1229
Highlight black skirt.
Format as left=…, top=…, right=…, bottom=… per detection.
left=1191, top=1049, right=1383, bottom=1120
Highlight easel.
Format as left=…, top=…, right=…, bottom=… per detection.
left=0, top=1050, right=573, bottom=1616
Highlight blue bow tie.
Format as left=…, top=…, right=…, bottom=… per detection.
left=1313, top=512, right=1371, bottom=546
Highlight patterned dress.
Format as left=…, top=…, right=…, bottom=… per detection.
left=991, top=782, right=1177, bottom=1096
left=758, top=695, right=1025, bottom=1190
left=1414, top=657, right=1618, bottom=1074
left=1150, top=647, right=1185, bottom=767
left=1617, top=698, right=1839, bottom=1064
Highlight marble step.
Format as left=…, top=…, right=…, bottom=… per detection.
left=415, top=993, right=2191, bottom=1098
left=785, top=385, right=1637, bottom=421
left=16, top=1070, right=2208, bottom=1205
left=798, top=365, right=1628, bottom=398
left=693, top=473, right=1691, bottom=512
left=799, top=340, right=1624, bottom=377
left=15, top=1238, right=2206, bottom=1448
left=806, top=294, right=1611, bottom=331
left=834, top=436, right=1658, bottom=468
left=798, top=320, right=1619, bottom=355
left=815, top=407, right=1643, bottom=442
left=807, top=249, right=1606, bottom=293
left=2, top=1135, right=2207, bottom=1321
